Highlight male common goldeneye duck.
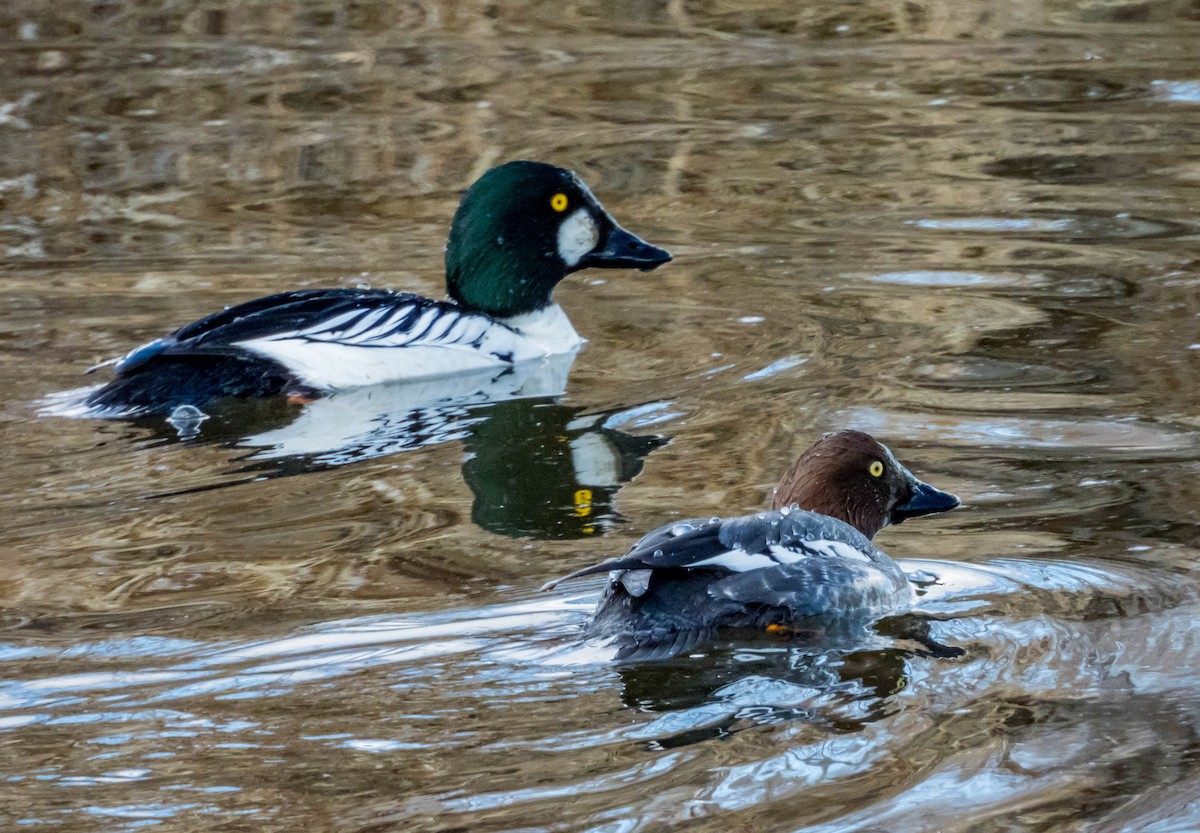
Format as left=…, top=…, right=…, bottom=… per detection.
left=543, top=430, right=960, bottom=661
left=79, top=160, right=672, bottom=415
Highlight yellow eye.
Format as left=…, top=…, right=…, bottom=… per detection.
left=550, top=193, right=569, bottom=212
left=869, top=461, right=884, bottom=477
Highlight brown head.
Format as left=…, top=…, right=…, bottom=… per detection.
left=771, top=430, right=959, bottom=539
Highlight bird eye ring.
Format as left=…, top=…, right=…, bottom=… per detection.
left=550, top=193, right=569, bottom=212
left=869, top=461, right=884, bottom=477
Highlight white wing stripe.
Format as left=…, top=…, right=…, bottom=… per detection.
left=805, top=540, right=871, bottom=563
left=359, top=305, right=421, bottom=343
left=283, top=305, right=495, bottom=349
left=379, top=306, right=423, bottom=339
left=291, top=309, right=361, bottom=336
left=690, top=550, right=777, bottom=572
left=684, top=539, right=871, bottom=574
left=340, top=307, right=392, bottom=339
left=431, top=314, right=460, bottom=343
left=406, top=309, right=442, bottom=344
left=767, top=544, right=809, bottom=565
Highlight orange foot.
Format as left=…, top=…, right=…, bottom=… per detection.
left=766, top=623, right=823, bottom=639
left=286, top=391, right=319, bottom=405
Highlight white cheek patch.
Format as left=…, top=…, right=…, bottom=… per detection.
left=556, top=208, right=598, bottom=267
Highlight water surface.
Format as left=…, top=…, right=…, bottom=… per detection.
left=3, top=0, right=1200, bottom=830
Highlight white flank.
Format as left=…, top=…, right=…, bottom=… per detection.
left=237, top=304, right=582, bottom=391
left=238, top=340, right=506, bottom=390
left=556, top=208, right=598, bottom=267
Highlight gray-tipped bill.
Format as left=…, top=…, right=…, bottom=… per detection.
left=890, top=476, right=960, bottom=525
left=580, top=225, right=672, bottom=272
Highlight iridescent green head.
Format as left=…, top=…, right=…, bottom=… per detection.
left=445, top=161, right=671, bottom=318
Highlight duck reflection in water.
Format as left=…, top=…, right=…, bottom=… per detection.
left=616, top=612, right=956, bottom=748
left=123, top=352, right=670, bottom=540
left=461, top=398, right=668, bottom=539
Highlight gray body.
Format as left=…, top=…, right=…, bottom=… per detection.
left=551, top=508, right=913, bottom=661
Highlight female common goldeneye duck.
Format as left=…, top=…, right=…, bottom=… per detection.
left=543, top=430, right=960, bottom=661
left=80, top=160, right=672, bottom=415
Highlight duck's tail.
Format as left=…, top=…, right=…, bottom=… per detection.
left=82, top=353, right=301, bottom=416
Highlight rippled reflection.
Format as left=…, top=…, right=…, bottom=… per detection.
left=6, top=0, right=1200, bottom=829
left=48, top=358, right=670, bottom=538
left=3, top=555, right=1197, bottom=829
left=462, top=399, right=669, bottom=538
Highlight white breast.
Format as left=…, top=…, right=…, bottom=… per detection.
left=500, top=305, right=585, bottom=355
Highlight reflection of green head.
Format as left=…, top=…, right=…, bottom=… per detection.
left=445, top=161, right=671, bottom=318
left=461, top=399, right=668, bottom=540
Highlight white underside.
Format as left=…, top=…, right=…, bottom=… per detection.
left=241, top=350, right=578, bottom=463
left=235, top=304, right=583, bottom=391
left=569, top=432, right=622, bottom=487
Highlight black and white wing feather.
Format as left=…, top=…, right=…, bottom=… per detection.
left=546, top=508, right=912, bottom=617
left=546, top=509, right=916, bottom=661
left=107, top=289, right=544, bottom=391
left=546, top=509, right=877, bottom=583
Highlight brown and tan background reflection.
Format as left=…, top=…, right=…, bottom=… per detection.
left=2, top=0, right=1200, bottom=830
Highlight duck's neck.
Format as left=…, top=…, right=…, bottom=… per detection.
left=445, top=225, right=567, bottom=318
left=772, top=478, right=886, bottom=539
left=499, top=304, right=585, bottom=354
